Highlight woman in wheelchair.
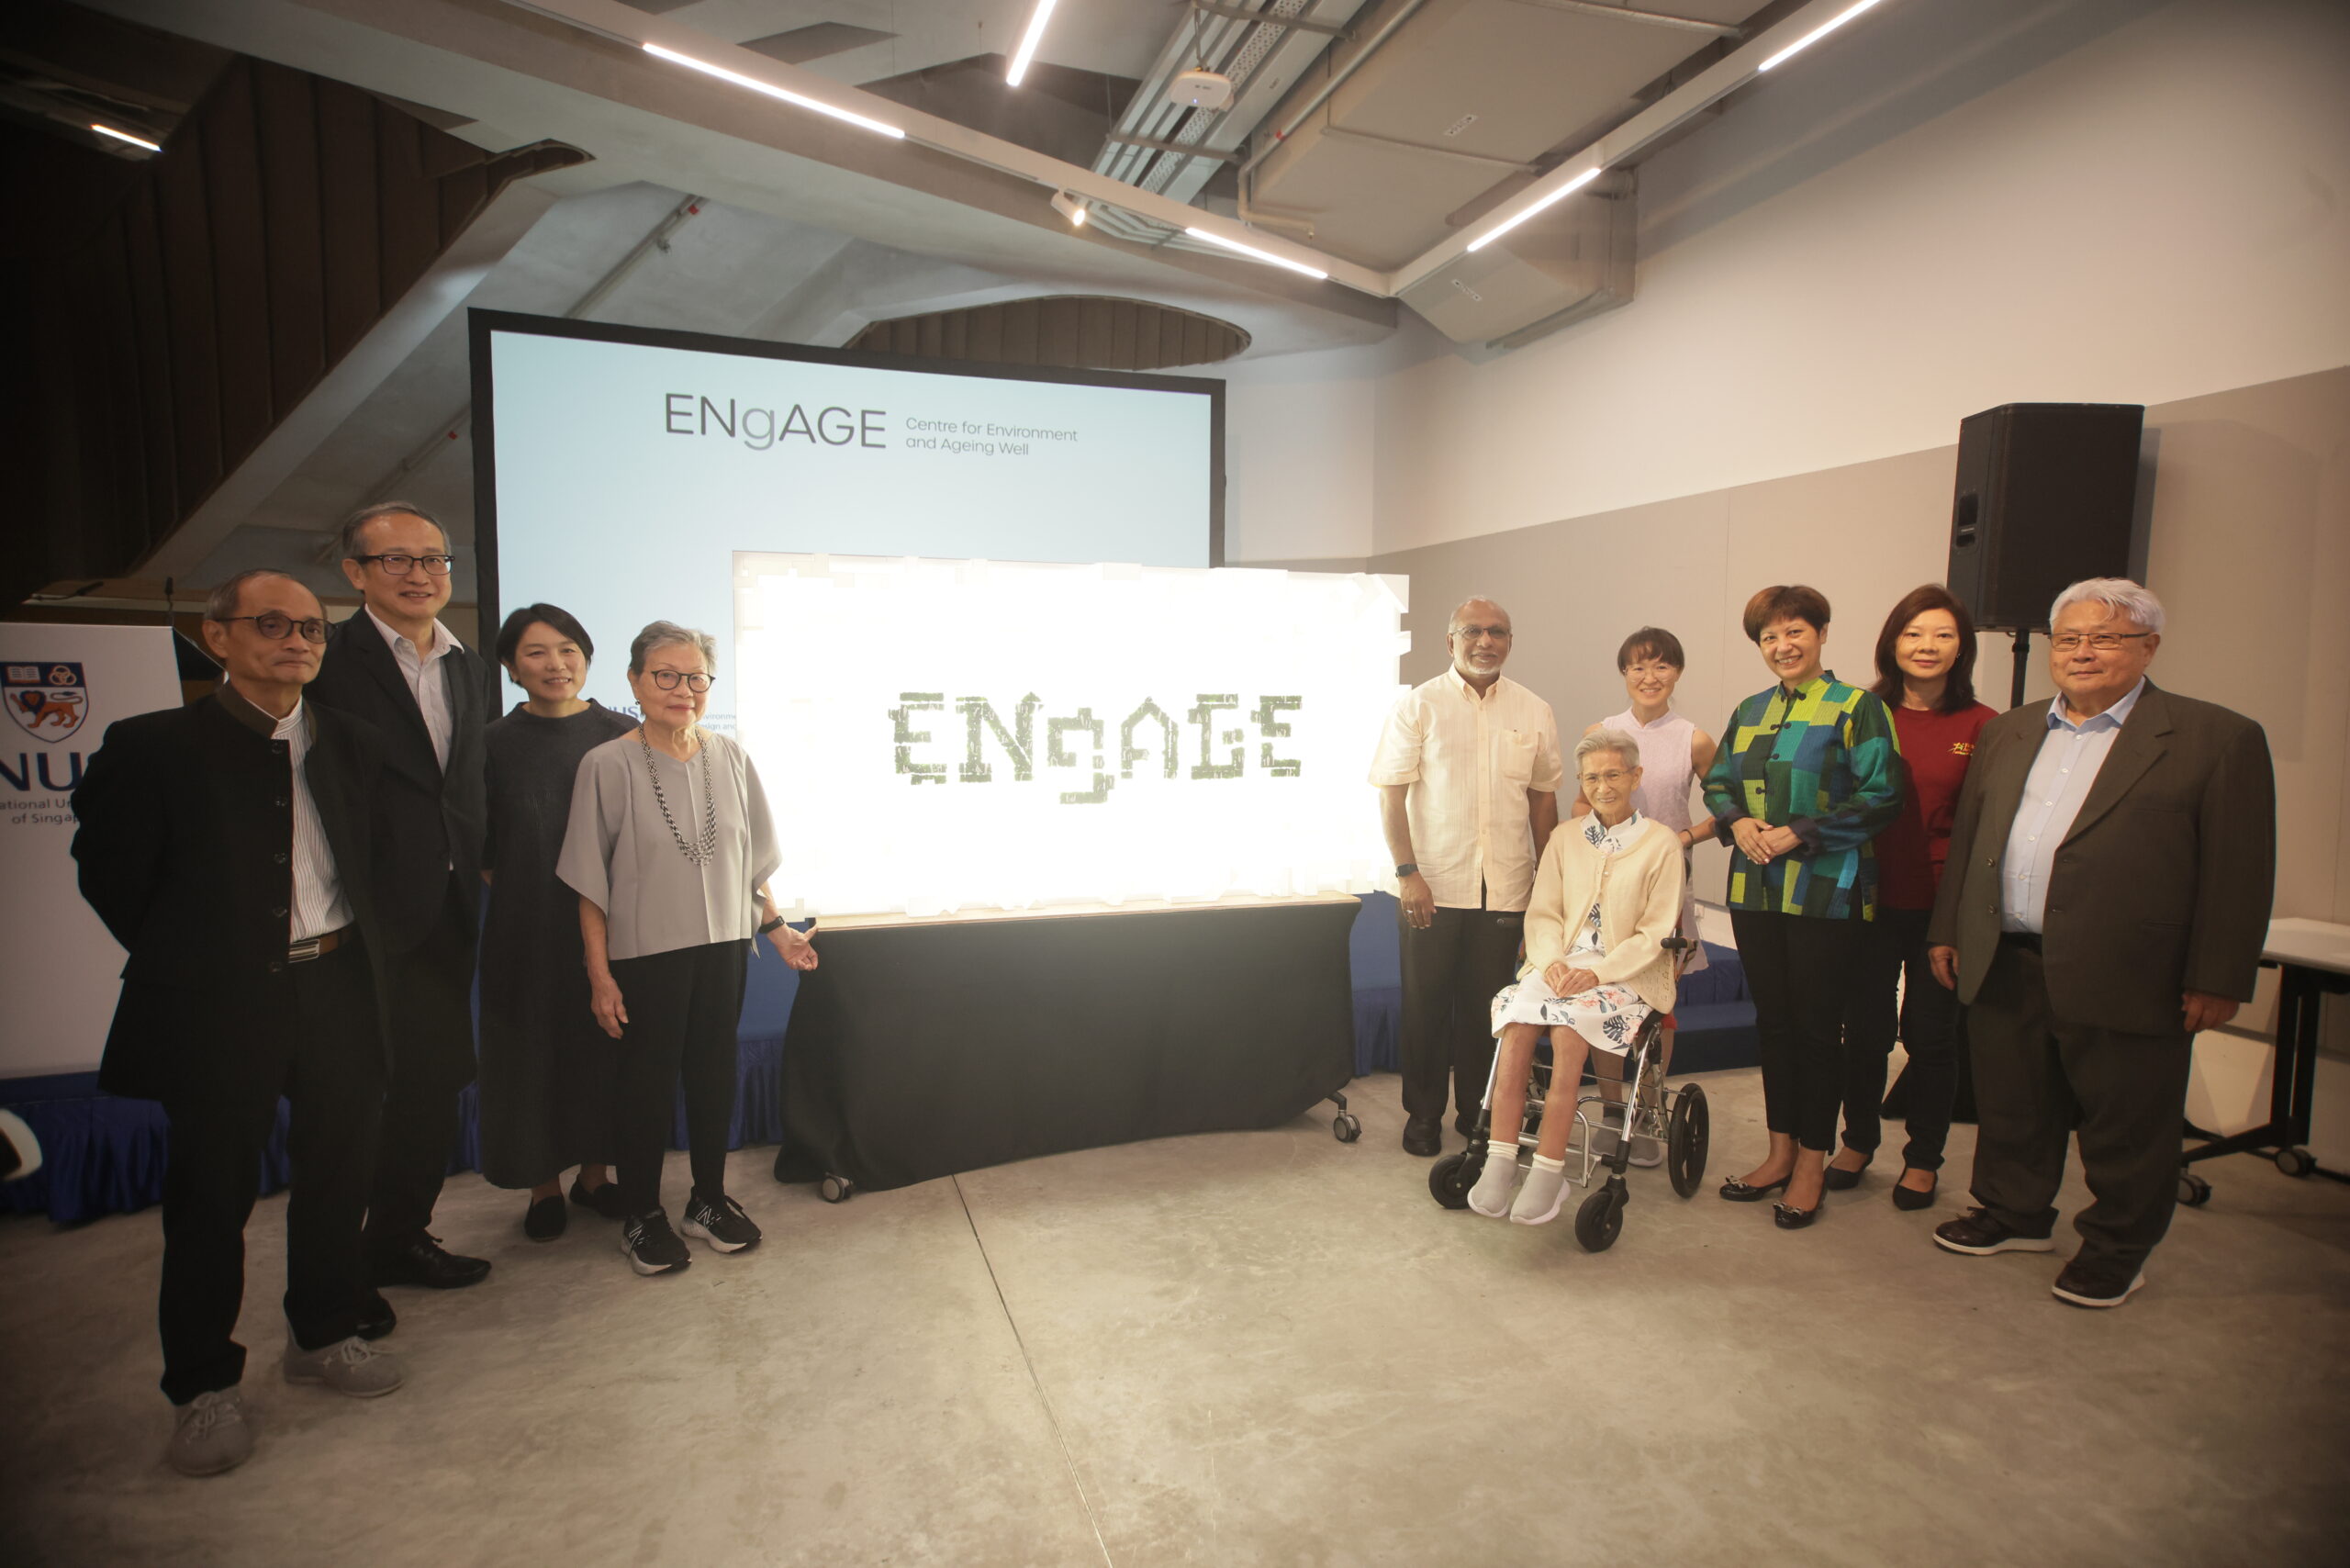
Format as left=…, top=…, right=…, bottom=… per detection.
left=1468, top=729, right=1688, bottom=1224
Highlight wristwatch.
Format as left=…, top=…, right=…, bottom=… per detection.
left=756, top=913, right=787, bottom=935
left=1394, top=862, right=1418, bottom=878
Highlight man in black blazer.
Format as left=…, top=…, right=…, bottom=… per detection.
left=74, top=570, right=408, bottom=1476
left=1928, top=578, right=2275, bottom=1309
left=308, top=501, right=499, bottom=1294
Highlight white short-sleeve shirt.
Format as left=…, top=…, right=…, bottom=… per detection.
left=1368, top=668, right=1563, bottom=912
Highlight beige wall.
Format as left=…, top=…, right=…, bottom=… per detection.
left=1367, top=366, right=2350, bottom=931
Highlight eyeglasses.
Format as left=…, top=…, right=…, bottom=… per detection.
left=643, top=670, right=712, bottom=692
left=2049, top=632, right=2152, bottom=653
left=353, top=553, right=453, bottom=577
left=215, top=612, right=328, bottom=644
left=1623, top=661, right=1678, bottom=678
left=1578, top=769, right=1633, bottom=788
left=1451, top=624, right=1513, bottom=642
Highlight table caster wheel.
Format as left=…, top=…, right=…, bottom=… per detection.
left=2178, top=1171, right=2211, bottom=1207
left=819, top=1174, right=855, bottom=1204
left=1333, top=1114, right=1361, bottom=1143
left=2275, top=1147, right=2316, bottom=1179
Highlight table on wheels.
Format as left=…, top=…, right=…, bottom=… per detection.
left=2179, top=916, right=2350, bottom=1205
left=774, top=896, right=1363, bottom=1198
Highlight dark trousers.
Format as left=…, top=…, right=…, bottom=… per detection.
left=1397, top=898, right=1524, bottom=1124
left=1731, top=908, right=1864, bottom=1153
left=365, top=878, right=479, bottom=1254
left=1966, top=938, right=2193, bottom=1266
left=608, top=940, right=748, bottom=1215
left=159, top=941, right=383, bottom=1404
left=1839, top=906, right=1962, bottom=1170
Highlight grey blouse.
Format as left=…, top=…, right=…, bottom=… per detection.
left=556, top=728, right=782, bottom=962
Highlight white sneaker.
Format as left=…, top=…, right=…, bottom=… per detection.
left=168, top=1387, right=254, bottom=1476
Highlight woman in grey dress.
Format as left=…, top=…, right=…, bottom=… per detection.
left=477, top=604, right=636, bottom=1239
left=556, top=622, right=818, bottom=1277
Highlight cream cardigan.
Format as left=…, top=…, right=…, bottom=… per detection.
left=1518, top=813, right=1687, bottom=1014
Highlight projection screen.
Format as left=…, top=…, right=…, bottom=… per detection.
left=475, top=312, right=1404, bottom=920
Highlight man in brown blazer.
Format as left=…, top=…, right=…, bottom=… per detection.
left=1926, top=578, right=2274, bottom=1308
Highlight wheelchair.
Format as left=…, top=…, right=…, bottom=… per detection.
left=1426, top=937, right=1710, bottom=1251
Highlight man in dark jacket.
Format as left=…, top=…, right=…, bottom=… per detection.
left=74, top=570, right=406, bottom=1476
left=1929, top=578, right=2276, bottom=1308
left=308, top=502, right=499, bottom=1297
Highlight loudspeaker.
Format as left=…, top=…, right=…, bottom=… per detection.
left=1945, top=402, right=2143, bottom=631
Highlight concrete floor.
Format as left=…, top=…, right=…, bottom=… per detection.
left=2, top=1067, right=2345, bottom=1568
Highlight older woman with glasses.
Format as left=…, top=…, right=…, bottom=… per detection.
left=556, top=622, right=817, bottom=1277
left=1467, top=729, right=1685, bottom=1226
left=1701, top=586, right=1901, bottom=1230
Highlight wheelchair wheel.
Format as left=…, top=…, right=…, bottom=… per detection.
left=1666, top=1084, right=1710, bottom=1200
left=1428, top=1149, right=1483, bottom=1209
left=1574, top=1184, right=1624, bottom=1252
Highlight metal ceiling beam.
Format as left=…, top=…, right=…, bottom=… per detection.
left=1103, top=132, right=1244, bottom=164
left=1386, top=0, right=1903, bottom=297
left=1191, top=0, right=1352, bottom=38
left=1498, top=0, right=1747, bottom=38
left=491, top=0, right=1391, bottom=296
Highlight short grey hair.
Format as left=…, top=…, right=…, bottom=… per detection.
left=2050, top=577, right=2164, bottom=634
left=629, top=621, right=717, bottom=676
left=1448, top=597, right=1508, bottom=632
left=204, top=568, right=305, bottom=623
left=336, top=500, right=448, bottom=562
left=1574, top=727, right=1641, bottom=771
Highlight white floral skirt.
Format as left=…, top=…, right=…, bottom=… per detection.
left=1490, top=971, right=1654, bottom=1057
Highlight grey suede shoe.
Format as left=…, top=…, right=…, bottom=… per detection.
left=282, top=1335, right=406, bottom=1398
left=169, top=1387, right=255, bottom=1477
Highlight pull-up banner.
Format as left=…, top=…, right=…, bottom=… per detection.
left=0, top=624, right=183, bottom=1078
left=733, top=555, right=1406, bottom=918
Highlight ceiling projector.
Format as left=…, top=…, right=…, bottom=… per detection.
left=1168, top=67, right=1235, bottom=111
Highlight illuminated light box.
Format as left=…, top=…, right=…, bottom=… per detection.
left=733, top=554, right=1407, bottom=918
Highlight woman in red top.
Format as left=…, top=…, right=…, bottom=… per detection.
left=1827, top=585, right=1997, bottom=1210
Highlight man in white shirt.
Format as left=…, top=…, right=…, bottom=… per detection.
left=311, top=503, right=501, bottom=1308
left=1370, top=598, right=1563, bottom=1155
left=73, top=570, right=406, bottom=1475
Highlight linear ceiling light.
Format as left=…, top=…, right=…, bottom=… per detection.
left=1182, top=227, right=1329, bottom=280
left=1757, top=0, right=1886, bottom=72
left=1464, top=165, right=1601, bottom=253
left=1007, top=0, right=1059, bottom=87
left=91, top=123, right=162, bottom=152
left=643, top=41, right=905, bottom=138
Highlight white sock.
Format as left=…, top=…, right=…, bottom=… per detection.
left=1511, top=1155, right=1569, bottom=1225
left=1467, top=1149, right=1521, bottom=1217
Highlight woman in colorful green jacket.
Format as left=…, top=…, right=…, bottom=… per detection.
left=1701, top=584, right=1902, bottom=1229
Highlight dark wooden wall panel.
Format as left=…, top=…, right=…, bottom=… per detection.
left=315, top=79, right=382, bottom=364
left=252, top=61, right=326, bottom=413
left=7, top=53, right=588, bottom=604
left=203, top=69, right=274, bottom=464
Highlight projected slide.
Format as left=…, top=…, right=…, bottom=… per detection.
left=476, top=313, right=1219, bottom=726
left=733, top=555, right=1405, bottom=918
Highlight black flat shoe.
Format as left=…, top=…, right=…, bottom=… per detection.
left=1402, top=1117, right=1443, bottom=1158
left=1892, top=1171, right=1939, bottom=1211
left=524, top=1193, right=567, bottom=1241
left=1774, top=1198, right=1824, bottom=1229
left=1718, top=1173, right=1792, bottom=1202
left=356, top=1291, right=397, bottom=1341
left=570, top=1177, right=629, bottom=1221
left=1822, top=1153, right=1874, bottom=1191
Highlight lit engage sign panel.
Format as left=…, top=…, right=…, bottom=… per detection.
left=733, top=554, right=1406, bottom=918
